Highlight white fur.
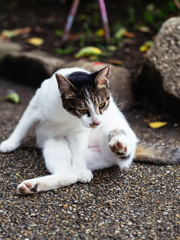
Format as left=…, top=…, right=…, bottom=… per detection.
left=0, top=67, right=138, bottom=194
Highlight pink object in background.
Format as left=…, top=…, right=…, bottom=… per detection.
left=61, top=0, right=110, bottom=45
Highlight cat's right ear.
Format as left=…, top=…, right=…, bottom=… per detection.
left=56, top=73, right=75, bottom=95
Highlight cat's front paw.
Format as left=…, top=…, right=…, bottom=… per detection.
left=77, top=170, right=93, bottom=183
left=109, top=130, right=130, bottom=158
left=0, top=140, right=19, bottom=153
left=17, top=181, right=39, bottom=195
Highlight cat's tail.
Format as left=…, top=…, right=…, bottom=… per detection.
left=134, top=142, right=180, bottom=165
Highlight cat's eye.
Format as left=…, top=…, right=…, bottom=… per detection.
left=99, top=102, right=106, bottom=110
left=78, top=109, right=88, bottom=115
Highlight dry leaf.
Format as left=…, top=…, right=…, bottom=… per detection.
left=123, top=31, right=136, bottom=38
left=0, top=27, right=31, bottom=39
left=139, top=26, right=150, bottom=32
left=149, top=122, right=167, bottom=128
left=68, top=33, right=82, bottom=40
left=26, top=37, right=44, bottom=46
left=108, top=59, right=124, bottom=66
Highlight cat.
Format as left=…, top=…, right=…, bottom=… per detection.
left=0, top=65, right=179, bottom=195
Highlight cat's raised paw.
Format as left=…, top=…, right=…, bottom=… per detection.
left=77, top=170, right=93, bottom=183
left=109, top=130, right=130, bottom=158
left=0, top=140, right=19, bottom=153
left=17, top=181, right=38, bottom=195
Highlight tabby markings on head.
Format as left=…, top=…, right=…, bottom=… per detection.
left=56, top=65, right=111, bottom=128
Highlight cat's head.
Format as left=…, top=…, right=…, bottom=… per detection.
left=56, top=65, right=110, bottom=128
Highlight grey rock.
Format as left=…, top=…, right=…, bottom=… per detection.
left=0, top=41, right=22, bottom=61
left=0, top=46, right=134, bottom=110
left=66, top=60, right=134, bottom=111
left=0, top=50, right=65, bottom=87
left=135, top=17, right=180, bottom=118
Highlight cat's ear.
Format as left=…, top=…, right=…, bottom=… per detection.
left=95, top=65, right=110, bottom=89
left=56, top=73, right=75, bottom=95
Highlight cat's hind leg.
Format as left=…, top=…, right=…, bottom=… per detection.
left=0, top=92, right=41, bottom=153
left=17, top=138, right=78, bottom=194
left=17, top=173, right=78, bottom=195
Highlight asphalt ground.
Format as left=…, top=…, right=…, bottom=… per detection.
left=0, top=78, right=180, bottom=239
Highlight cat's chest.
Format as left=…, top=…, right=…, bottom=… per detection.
left=88, top=128, right=101, bottom=148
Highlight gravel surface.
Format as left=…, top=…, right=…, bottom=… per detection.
left=0, top=78, right=180, bottom=239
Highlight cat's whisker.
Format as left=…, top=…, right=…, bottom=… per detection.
left=114, top=92, right=118, bottom=104
left=117, top=100, right=129, bottom=106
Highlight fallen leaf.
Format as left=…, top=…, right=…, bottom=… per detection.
left=68, top=33, right=82, bottom=40
left=139, top=41, right=153, bottom=52
left=96, top=28, right=105, bottom=37
left=74, top=46, right=102, bottom=59
left=114, top=27, right=126, bottom=39
left=139, top=26, right=150, bottom=32
left=0, top=92, right=20, bottom=104
left=0, top=27, right=31, bottom=39
left=123, top=31, right=136, bottom=38
left=107, top=45, right=118, bottom=51
left=149, top=122, right=167, bottom=128
left=108, top=59, right=124, bottom=66
left=26, top=37, right=44, bottom=46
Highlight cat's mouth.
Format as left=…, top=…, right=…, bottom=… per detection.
left=89, top=123, right=100, bottom=128
left=90, top=123, right=96, bottom=128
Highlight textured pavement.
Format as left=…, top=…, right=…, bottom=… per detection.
left=0, top=78, right=180, bottom=239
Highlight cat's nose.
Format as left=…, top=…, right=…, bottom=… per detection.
left=93, top=121, right=100, bottom=126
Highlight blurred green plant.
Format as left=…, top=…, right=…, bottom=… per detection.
left=55, top=47, right=74, bottom=54
left=55, top=29, right=63, bottom=37
left=142, top=0, right=178, bottom=29
left=55, top=0, right=179, bottom=55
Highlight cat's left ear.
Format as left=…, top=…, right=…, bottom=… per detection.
left=95, top=65, right=110, bottom=89
left=56, top=73, right=75, bottom=96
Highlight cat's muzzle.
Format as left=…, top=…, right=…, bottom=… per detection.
left=90, top=122, right=100, bottom=128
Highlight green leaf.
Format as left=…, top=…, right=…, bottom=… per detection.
left=55, top=29, right=63, bottom=37
left=0, top=92, right=20, bottom=103
left=139, top=41, right=153, bottom=52
left=114, top=27, right=126, bottom=39
left=144, top=11, right=154, bottom=24
left=74, top=46, right=102, bottom=59
left=6, top=92, right=20, bottom=103
left=107, top=45, right=118, bottom=51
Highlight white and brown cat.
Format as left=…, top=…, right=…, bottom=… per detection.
left=0, top=65, right=179, bottom=194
